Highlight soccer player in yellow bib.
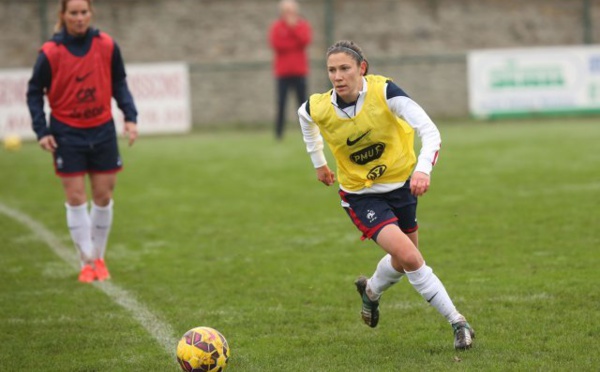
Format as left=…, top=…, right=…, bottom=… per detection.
left=298, top=40, right=474, bottom=350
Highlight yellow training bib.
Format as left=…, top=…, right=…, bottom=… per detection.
left=309, top=75, right=416, bottom=191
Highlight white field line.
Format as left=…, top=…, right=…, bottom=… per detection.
left=0, top=202, right=178, bottom=358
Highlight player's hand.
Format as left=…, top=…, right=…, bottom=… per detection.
left=410, top=171, right=430, bottom=197
left=38, top=135, right=57, bottom=153
left=124, top=121, right=138, bottom=147
left=316, top=165, right=336, bottom=186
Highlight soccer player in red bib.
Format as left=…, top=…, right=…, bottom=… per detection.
left=298, top=40, right=475, bottom=350
left=26, top=0, right=138, bottom=283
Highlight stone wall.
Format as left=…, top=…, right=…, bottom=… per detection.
left=1, top=0, right=598, bottom=127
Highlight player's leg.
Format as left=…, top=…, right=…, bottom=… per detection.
left=402, top=255, right=475, bottom=349
left=375, top=226, right=450, bottom=309
left=365, top=253, right=405, bottom=300
left=387, top=187, right=474, bottom=349
left=406, top=231, right=418, bottom=248
left=354, top=248, right=405, bottom=328
left=88, top=137, right=122, bottom=280
left=61, top=175, right=96, bottom=282
left=339, top=190, right=403, bottom=327
left=62, top=175, right=92, bottom=264
left=89, top=172, right=115, bottom=280
left=363, top=186, right=419, bottom=300
left=368, top=223, right=424, bottom=288
left=375, top=224, right=474, bottom=348
left=55, top=142, right=96, bottom=282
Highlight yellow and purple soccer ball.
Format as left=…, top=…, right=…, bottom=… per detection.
left=176, top=327, right=230, bottom=372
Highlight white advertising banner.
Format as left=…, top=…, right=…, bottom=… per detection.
left=0, top=62, right=191, bottom=140
left=468, top=45, right=600, bottom=118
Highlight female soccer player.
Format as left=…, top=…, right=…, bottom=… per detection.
left=297, top=40, right=475, bottom=349
left=26, top=0, right=138, bottom=283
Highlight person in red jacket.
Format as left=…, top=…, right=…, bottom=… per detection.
left=269, top=0, right=312, bottom=140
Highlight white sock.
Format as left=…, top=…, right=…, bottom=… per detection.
left=90, top=199, right=113, bottom=260
left=66, top=202, right=94, bottom=266
left=368, top=254, right=405, bottom=300
left=405, top=263, right=463, bottom=324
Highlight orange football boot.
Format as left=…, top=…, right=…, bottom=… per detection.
left=78, top=264, right=96, bottom=283
left=94, top=258, right=111, bottom=281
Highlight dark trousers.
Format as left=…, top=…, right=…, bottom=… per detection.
left=275, top=76, right=307, bottom=139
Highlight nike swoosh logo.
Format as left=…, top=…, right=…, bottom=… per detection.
left=427, top=292, right=438, bottom=303
left=346, top=130, right=371, bottom=146
left=75, top=71, right=93, bottom=82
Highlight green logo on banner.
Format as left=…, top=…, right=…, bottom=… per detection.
left=490, top=60, right=564, bottom=89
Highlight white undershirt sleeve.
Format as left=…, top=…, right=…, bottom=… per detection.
left=386, top=93, right=441, bottom=175
left=298, top=102, right=327, bottom=168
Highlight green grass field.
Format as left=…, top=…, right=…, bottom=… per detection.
left=1, top=117, right=599, bottom=371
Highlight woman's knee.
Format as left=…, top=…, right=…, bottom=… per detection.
left=388, top=245, right=422, bottom=270
left=91, top=187, right=113, bottom=206
left=90, top=174, right=116, bottom=205
left=62, top=177, right=87, bottom=205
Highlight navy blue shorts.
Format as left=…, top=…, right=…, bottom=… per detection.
left=53, top=136, right=123, bottom=177
left=339, top=183, right=418, bottom=241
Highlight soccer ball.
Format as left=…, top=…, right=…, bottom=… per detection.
left=2, top=134, right=22, bottom=151
left=176, top=326, right=230, bottom=372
